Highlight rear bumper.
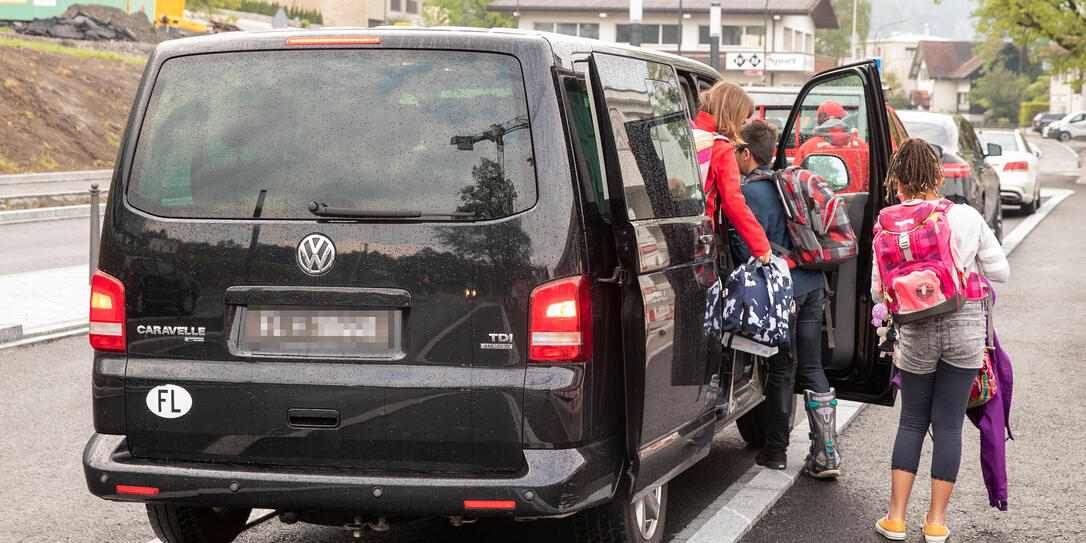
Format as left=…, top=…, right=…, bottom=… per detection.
left=997, top=172, right=1035, bottom=204
left=84, top=433, right=622, bottom=517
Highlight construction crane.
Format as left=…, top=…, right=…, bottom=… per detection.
left=450, top=115, right=530, bottom=172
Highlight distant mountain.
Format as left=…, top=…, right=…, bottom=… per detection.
left=867, top=0, right=977, bottom=41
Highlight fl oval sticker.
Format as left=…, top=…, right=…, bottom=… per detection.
left=145, top=384, right=192, bottom=419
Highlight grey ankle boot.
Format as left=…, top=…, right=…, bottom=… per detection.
left=803, top=388, right=841, bottom=478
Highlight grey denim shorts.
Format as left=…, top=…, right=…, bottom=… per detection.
left=893, top=301, right=987, bottom=374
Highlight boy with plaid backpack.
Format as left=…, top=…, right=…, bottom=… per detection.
left=731, top=119, right=843, bottom=478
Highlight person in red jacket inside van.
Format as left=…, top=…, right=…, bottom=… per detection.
left=694, top=81, right=771, bottom=263
left=793, top=100, right=870, bottom=191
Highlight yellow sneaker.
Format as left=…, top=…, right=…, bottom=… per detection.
left=875, top=516, right=906, bottom=541
left=923, top=516, right=950, bottom=543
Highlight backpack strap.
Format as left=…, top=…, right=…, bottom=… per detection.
left=823, top=273, right=836, bottom=351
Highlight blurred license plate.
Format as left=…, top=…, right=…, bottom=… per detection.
left=235, top=306, right=403, bottom=358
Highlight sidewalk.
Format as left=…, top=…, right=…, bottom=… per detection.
left=0, top=265, right=88, bottom=345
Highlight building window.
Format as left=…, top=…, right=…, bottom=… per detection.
left=537, top=22, right=599, bottom=39
left=406, top=0, right=418, bottom=13
left=698, top=25, right=756, bottom=46
left=743, top=25, right=765, bottom=47
left=782, top=27, right=793, bottom=50
left=390, top=0, right=402, bottom=12
left=617, top=24, right=679, bottom=44
left=556, top=22, right=578, bottom=36
left=957, top=92, right=969, bottom=111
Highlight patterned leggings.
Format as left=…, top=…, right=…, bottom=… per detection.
left=891, top=361, right=977, bottom=483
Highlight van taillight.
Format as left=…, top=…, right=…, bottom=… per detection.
left=285, top=36, right=381, bottom=46
left=528, top=276, right=592, bottom=362
left=89, top=270, right=125, bottom=352
left=942, top=163, right=972, bottom=178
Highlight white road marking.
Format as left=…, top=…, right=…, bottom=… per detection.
left=676, top=400, right=866, bottom=543
left=1001, top=188, right=1074, bottom=256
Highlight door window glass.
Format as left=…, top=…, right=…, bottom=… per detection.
left=562, top=76, right=607, bottom=221
left=593, top=56, right=705, bottom=220
left=783, top=74, right=871, bottom=193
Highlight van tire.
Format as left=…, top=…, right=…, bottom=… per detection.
left=736, top=402, right=767, bottom=447
left=572, top=482, right=667, bottom=543
left=146, top=504, right=251, bottom=543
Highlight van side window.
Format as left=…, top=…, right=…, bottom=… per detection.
left=561, top=75, right=608, bottom=221
left=592, top=57, right=705, bottom=220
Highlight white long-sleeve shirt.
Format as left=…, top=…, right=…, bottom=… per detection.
left=871, top=200, right=1010, bottom=302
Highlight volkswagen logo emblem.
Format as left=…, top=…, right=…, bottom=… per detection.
left=297, top=233, right=336, bottom=276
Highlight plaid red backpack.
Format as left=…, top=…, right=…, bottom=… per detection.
left=872, top=199, right=967, bottom=323
left=770, top=166, right=858, bottom=270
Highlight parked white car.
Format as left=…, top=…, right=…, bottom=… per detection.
left=976, top=129, right=1042, bottom=213
left=1043, top=111, right=1086, bottom=141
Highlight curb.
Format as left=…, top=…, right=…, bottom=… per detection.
left=673, top=400, right=865, bottom=543
left=0, top=203, right=105, bottom=224
left=0, top=169, right=112, bottom=186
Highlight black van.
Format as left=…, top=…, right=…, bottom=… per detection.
left=83, top=28, right=897, bottom=543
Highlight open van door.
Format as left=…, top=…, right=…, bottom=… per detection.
left=773, top=60, right=897, bottom=406
left=586, top=52, right=720, bottom=500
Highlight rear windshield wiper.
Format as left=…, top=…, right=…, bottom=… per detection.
left=307, top=202, right=474, bottom=219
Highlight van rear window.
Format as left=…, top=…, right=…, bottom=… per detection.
left=127, top=50, right=536, bottom=220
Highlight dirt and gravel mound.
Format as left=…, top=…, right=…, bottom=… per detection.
left=16, top=4, right=166, bottom=43
left=0, top=39, right=145, bottom=173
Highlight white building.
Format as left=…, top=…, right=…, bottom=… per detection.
left=486, top=0, right=840, bottom=86
left=1050, top=70, right=1086, bottom=115
left=857, top=31, right=949, bottom=95
left=366, top=0, right=424, bottom=26
left=909, top=40, right=982, bottom=117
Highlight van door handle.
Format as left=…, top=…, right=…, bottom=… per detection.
left=288, top=408, right=340, bottom=428
left=697, top=234, right=714, bottom=246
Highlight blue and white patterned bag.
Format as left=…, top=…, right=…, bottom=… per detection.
left=721, top=256, right=793, bottom=353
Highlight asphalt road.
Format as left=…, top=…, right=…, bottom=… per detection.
left=0, top=217, right=92, bottom=274
left=743, top=156, right=1084, bottom=541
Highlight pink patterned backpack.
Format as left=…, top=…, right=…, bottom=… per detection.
left=872, top=199, right=967, bottom=324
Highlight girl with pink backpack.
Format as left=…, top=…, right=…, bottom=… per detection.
left=872, top=139, right=1009, bottom=543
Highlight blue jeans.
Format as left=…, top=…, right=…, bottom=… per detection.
left=763, top=288, right=831, bottom=452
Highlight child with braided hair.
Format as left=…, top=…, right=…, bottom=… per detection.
left=873, top=139, right=1009, bottom=543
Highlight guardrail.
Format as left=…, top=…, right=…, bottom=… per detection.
left=0, top=169, right=112, bottom=186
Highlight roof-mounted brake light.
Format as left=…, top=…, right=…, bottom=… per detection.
left=285, top=37, right=382, bottom=46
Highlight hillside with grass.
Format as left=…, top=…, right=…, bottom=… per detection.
left=0, top=34, right=146, bottom=173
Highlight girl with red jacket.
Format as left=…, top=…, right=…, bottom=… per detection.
left=693, top=81, right=771, bottom=263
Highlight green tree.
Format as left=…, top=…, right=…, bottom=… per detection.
left=973, top=0, right=1086, bottom=89
left=816, top=0, right=871, bottom=62
left=1023, top=75, right=1050, bottom=102
left=970, top=64, right=1027, bottom=122
left=423, top=0, right=513, bottom=28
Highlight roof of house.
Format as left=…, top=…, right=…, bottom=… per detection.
left=486, top=0, right=840, bottom=29
left=914, top=40, right=980, bottom=79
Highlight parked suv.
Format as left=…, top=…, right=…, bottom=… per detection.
left=897, top=111, right=1004, bottom=240
left=83, top=29, right=899, bottom=543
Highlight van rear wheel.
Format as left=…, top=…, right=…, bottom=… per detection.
left=573, top=482, right=667, bottom=543
left=146, top=504, right=251, bottom=543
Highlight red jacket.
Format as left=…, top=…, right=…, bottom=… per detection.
left=693, top=112, right=770, bottom=258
